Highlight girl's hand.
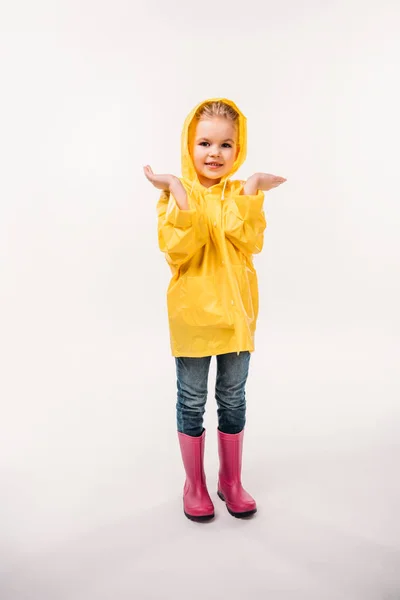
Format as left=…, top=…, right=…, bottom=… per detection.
left=243, top=172, right=287, bottom=195
left=143, top=165, right=174, bottom=191
left=256, top=173, right=287, bottom=191
left=143, top=165, right=189, bottom=210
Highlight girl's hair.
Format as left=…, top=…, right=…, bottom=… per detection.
left=194, top=101, right=239, bottom=124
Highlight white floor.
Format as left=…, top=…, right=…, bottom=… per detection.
left=1, top=329, right=399, bottom=599
left=1, top=440, right=399, bottom=599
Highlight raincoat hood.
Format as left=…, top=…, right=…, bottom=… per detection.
left=181, top=97, right=248, bottom=186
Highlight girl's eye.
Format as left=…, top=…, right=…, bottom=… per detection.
left=199, top=142, right=232, bottom=148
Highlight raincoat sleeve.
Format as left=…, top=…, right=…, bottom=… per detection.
left=224, top=189, right=267, bottom=255
left=157, top=189, right=209, bottom=267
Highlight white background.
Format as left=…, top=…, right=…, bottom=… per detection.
left=1, top=0, right=399, bottom=598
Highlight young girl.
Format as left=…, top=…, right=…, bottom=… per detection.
left=144, top=98, right=286, bottom=522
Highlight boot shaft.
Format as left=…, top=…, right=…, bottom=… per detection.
left=218, top=429, right=244, bottom=484
left=178, top=429, right=207, bottom=486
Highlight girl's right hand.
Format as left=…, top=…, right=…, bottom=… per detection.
left=144, top=165, right=189, bottom=209
left=143, top=165, right=175, bottom=191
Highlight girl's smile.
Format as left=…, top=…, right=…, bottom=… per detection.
left=205, top=162, right=224, bottom=170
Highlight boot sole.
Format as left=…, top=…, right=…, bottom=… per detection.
left=184, top=511, right=215, bottom=522
left=217, top=490, right=257, bottom=518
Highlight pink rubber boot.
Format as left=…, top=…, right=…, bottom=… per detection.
left=177, top=429, right=215, bottom=522
left=217, top=428, right=257, bottom=518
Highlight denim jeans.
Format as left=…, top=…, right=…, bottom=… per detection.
left=175, top=351, right=251, bottom=437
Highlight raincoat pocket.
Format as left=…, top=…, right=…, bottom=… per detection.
left=232, top=264, right=257, bottom=324
left=168, top=274, right=235, bottom=329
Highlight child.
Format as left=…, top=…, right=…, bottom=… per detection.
left=144, top=98, right=286, bottom=521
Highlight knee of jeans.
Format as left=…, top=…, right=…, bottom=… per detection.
left=216, top=391, right=246, bottom=410
left=177, top=391, right=207, bottom=411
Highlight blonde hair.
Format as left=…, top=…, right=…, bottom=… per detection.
left=194, top=101, right=239, bottom=124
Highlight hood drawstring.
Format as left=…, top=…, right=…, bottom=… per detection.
left=221, top=179, right=228, bottom=201
left=220, top=179, right=229, bottom=230
left=190, top=179, right=228, bottom=204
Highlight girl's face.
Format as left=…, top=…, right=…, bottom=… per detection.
left=190, top=117, right=239, bottom=188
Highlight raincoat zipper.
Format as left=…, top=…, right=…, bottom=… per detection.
left=221, top=179, right=241, bottom=356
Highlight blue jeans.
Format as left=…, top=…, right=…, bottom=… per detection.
left=175, top=351, right=251, bottom=437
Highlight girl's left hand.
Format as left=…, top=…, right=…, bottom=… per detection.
left=243, top=172, right=287, bottom=195
left=253, top=173, right=287, bottom=191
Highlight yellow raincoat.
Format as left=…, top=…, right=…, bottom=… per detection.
left=157, top=98, right=266, bottom=357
